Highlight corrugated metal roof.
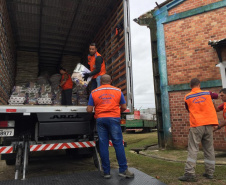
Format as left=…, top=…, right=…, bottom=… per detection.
left=6, top=0, right=115, bottom=71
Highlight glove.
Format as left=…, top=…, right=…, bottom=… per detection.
left=83, top=73, right=90, bottom=81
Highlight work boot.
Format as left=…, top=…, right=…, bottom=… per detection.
left=178, top=174, right=197, bottom=182
left=119, top=169, right=134, bottom=178
left=203, top=173, right=213, bottom=179
left=101, top=171, right=111, bottom=179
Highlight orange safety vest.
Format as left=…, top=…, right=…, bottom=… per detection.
left=184, top=88, right=218, bottom=127
left=87, top=52, right=106, bottom=79
left=61, top=72, right=73, bottom=90
left=223, top=102, right=226, bottom=120
left=91, top=84, right=122, bottom=119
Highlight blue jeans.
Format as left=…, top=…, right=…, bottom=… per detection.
left=97, top=117, right=127, bottom=174
left=91, top=75, right=102, bottom=91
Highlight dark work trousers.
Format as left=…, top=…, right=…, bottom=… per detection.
left=61, top=89, right=72, bottom=105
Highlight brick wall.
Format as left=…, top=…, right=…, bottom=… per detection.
left=0, top=0, right=16, bottom=105
left=164, top=7, right=226, bottom=85
left=169, top=87, right=226, bottom=150
left=164, top=1, right=226, bottom=150
left=168, top=0, right=222, bottom=16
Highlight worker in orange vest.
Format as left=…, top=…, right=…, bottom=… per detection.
left=214, top=88, right=226, bottom=130
left=59, top=67, right=73, bottom=105
left=86, top=74, right=134, bottom=179
left=83, top=43, right=106, bottom=91
left=178, top=78, right=219, bottom=182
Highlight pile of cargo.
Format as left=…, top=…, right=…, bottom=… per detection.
left=70, top=63, right=91, bottom=106
left=8, top=74, right=61, bottom=105
left=8, top=63, right=92, bottom=106
left=72, top=86, right=88, bottom=106
left=15, top=51, right=39, bottom=86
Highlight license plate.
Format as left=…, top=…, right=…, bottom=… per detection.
left=0, top=129, right=14, bottom=137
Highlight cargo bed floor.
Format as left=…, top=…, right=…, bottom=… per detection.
left=1, top=168, right=166, bottom=185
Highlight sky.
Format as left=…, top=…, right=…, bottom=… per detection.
left=130, top=0, right=166, bottom=110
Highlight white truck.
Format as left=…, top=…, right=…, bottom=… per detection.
left=0, top=0, right=133, bottom=180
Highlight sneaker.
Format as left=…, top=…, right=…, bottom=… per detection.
left=203, top=173, right=213, bottom=179
left=101, top=171, right=111, bottom=179
left=178, top=175, right=197, bottom=182
left=119, top=169, right=134, bottom=178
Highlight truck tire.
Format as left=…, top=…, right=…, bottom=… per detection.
left=121, top=126, right=126, bottom=132
left=6, top=159, right=16, bottom=165
left=143, top=127, right=151, bottom=133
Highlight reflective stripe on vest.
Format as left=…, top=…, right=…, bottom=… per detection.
left=61, top=73, right=73, bottom=90
left=185, top=88, right=218, bottom=127
left=91, top=84, right=122, bottom=119
left=87, top=52, right=106, bottom=79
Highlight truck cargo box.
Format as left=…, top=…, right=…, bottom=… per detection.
left=0, top=0, right=133, bottom=111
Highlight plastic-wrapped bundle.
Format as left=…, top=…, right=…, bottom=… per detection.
left=72, top=94, right=77, bottom=105
left=40, top=92, right=52, bottom=99
left=37, top=75, right=49, bottom=85
left=8, top=90, right=26, bottom=105
left=12, top=86, right=23, bottom=93
left=26, top=93, right=39, bottom=105
left=50, top=74, right=61, bottom=92
left=26, top=87, right=40, bottom=93
left=37, top=98, right=52, bottom=105
left=77, top=95, right=88, bottom=106
left=53, top=91, right=61, bottom=105
left=10, top=92, right=26, bottom=98
left=25, top=82, right=41, bottom=93
left=77, top=87, right=88, bottom=95
left=8, top=97, right=26, bottom=105
left=40, top=84, right=52, bottom=94
left=50, top=74, right=61, bottom=83
left=12, top=85, right=27, bottom=94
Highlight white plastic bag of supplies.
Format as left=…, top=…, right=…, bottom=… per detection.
left=72, top=63, right=92, bottom=87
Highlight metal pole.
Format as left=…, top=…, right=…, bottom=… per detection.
left=94, top=146, right=102, bottom=173
left=15, top=145, right=22, bottom=180
left=22, top=141, right=28, bottom=180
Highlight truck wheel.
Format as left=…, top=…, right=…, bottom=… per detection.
left=6, top=159, right=16, bottom=165
left=121, top=126, right=126, bottom=132
left=143, top=127, right=151, bottom=133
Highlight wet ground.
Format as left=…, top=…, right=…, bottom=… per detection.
left=0, top=150, right=97, bottom=181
